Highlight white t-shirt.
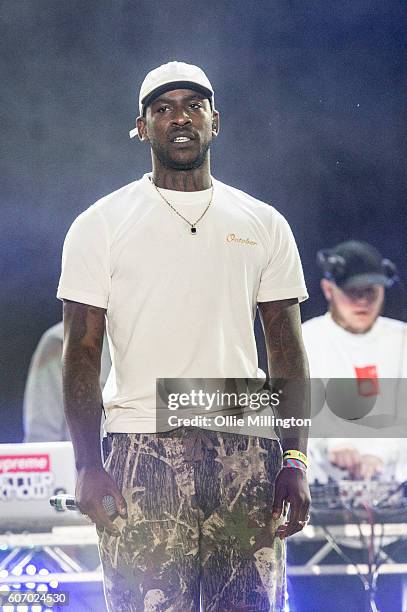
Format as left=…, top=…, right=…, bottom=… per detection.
left=303, top=313, right=407, bottom=379
left=57, top=173, right=307, bottom=435
left=302, top=313, right=407, bottom=481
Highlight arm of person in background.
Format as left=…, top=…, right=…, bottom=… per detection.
left=23, top=324, right=69, bottom=442
left=258, top=298, right=311, bottom=539
left=62, top=299, right=127, bottom=535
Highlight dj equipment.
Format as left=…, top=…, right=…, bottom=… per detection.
left=0, top=443, right=108, bottom=609
left=0, top=441, right=87, bottom=531
left=289, top=479, right=407, bottom=611
left=309, top=479, right=407, bottom=525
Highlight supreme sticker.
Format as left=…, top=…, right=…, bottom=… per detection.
left=0, top=454, right=50, bottom=474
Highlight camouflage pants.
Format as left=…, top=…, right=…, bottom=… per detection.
left=98, top=427, right=286, bottom=612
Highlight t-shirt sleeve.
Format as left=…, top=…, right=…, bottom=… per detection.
left=23, top=330, right=67, bottom=442
left=57, top=207, right=110, bottom=308
left=257, top=210, right=308, bottom=303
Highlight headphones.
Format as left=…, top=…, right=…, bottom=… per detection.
left=317, top=249, right=399, bottom=288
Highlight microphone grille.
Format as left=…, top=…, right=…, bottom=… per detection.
left=102, top=494, right=118, bottom=517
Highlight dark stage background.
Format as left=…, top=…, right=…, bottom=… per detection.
left=1, top=1, right=406, bottom=443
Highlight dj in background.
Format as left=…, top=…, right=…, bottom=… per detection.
left=302, top=240, right=407, bottom=482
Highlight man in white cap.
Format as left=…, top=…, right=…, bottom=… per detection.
left=57, top=61, right=310, bottom=611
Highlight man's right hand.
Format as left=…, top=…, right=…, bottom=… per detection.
left=329, top=446, right=361, bottom=474
left=75, top=466, right=127, bottom=536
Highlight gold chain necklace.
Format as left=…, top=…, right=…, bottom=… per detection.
left=151, top=178, right=214, bottom=235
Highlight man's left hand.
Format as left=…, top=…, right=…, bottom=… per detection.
left=272, top=468, right=311, bottom=539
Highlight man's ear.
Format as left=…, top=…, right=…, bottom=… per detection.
left=320, top=278, right=333, bottom=302
left=211, top=111, right=220, bottom=136
left=136, top=116, right=149, bottom=141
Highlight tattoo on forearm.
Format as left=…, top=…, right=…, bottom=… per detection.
left=258, top=299, right=310, bottom=449
left=62, top=301, right=106, bottom=452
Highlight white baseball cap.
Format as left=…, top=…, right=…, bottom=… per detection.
left=129, top=61, right=215, bottom=138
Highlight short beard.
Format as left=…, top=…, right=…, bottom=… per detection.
left=329, top=303, right=376, bottom=334
left=151, top=140, right=211, bottom=171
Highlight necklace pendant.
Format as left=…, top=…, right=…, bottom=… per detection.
left=191, top=226, right=197, bottom=234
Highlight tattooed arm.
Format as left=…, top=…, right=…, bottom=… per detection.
left=258, top=298, right=310, bottom=452
left=258, top=298, right=311, bottom=538
left=62, top=300, right=127, bottom=534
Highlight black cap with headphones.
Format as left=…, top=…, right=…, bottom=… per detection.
left=317, top=240, right=398, bottom=289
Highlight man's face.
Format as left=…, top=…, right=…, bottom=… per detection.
left=321, top=279, right=385, bottom=333
left=137, top=89, right=218, bottom=171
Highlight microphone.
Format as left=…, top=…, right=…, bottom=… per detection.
left=49, top=494, right=118, bottom=518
